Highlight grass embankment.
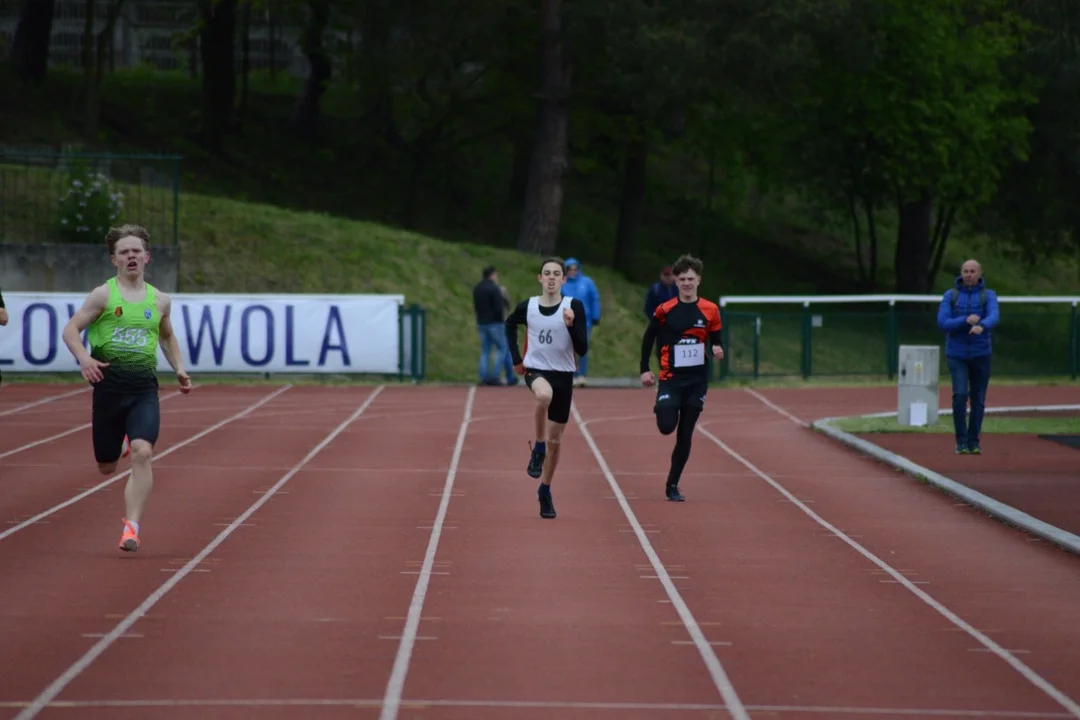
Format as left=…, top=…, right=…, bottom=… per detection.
left=5, top=167, right=1080, bottom=385
left=832, top=415, right=1080, bottom=435
left=177, top=194, right=657, bottom=382
left=2, top=68, right=1079, bottom=384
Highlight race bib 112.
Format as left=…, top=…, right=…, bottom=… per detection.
left=673, top=342, right=705, bottom=368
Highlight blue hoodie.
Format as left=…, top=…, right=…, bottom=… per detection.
left=936, top=276, right=999, bottom=359
left=562, top=257, right=601, bottom=328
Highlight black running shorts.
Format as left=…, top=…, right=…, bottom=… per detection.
left=524, top=368, right=574, bottom=424
left=654, top=377, right=709, bottom=413
left=91, top=388, right=161, bottom=464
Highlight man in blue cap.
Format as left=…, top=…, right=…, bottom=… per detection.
left=561, top=258, right=601, bottom=386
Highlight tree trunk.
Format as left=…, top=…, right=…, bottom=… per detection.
left=11, top=0, right=55, bottom=84
left=237, top=0, right=251, bottom=132
left=516, top=0, right=569, bottom=255
left=291, top=0, right=332, bottom=140
left=503, top=133, right=532, bottom=240
left=613, top=138, right=647, bottom=273
left=894, top=191, right=934, bottom=293
left=83, top=0, right=124, bottom=142
left=198, top=0, right=237, bottom=154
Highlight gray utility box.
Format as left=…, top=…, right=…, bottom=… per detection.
left=897, top=345, right=940, bottom=426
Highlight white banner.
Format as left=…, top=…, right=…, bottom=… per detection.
left=0, top=292, right=406, bottom=374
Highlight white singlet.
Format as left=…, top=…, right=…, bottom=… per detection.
left=522, top=296, right=577, bottom=373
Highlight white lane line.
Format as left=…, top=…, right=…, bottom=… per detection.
left=11, top=385, right=385, bottom=720
left=378, top=385, right=475, bottom=720
left=0, top=388, right=89, bottom=418
left=743, top=388, right=806, bottom=425
left=570, top=404, right=751, bottom=720
left=0, top=385, right=293, bottom=542
left=0, top=698, right=1073, bottom=716
left=694, top=424, right=1080, bottom=720
left=0, top=392, right=184, bottom=462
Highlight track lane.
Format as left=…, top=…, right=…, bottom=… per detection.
left=0, top=386, right=88, bottom=417
left=0, top=386, right=291, bottom=540
left=573, top=389, right=1080, bottom=720
left=387, top=388, right=731, bottom=720
left=748, top=384, right=1080, bottom=425
left=0, top=390, right=184, bottom=461
left=0, top=385, right=390, bottom=715
left=15, top=386, right=469, bottom=720
left=734, top=390, right=1080, bottom=706
left=0, top=392, right=102, bottom=453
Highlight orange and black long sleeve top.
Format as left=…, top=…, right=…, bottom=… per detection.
left=640, top=296, right=723, bottom=381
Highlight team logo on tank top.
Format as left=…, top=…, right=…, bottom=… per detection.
left=144, top=308, right=152, bottom=319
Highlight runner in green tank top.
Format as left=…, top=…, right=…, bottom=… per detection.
left=86, top=276, right=162, bottom=394
left=62, top=224, right=193, bottom=554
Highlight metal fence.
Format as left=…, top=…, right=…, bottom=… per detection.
left=0, top=149, right=182, bottom=246
left=717, top=294, right=1080, bottom=380
left=0, top=0, right=316, bottom=78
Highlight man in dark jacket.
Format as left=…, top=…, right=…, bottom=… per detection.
left=936, top=259, right=999, bottom=454
left=473, top=265, right=516, bottom=385
left=644, top=266, right=678, bottom=320
left=0, top=283, right=7, bottom=388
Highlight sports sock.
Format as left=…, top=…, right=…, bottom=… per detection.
left=126, top=520, right=140, bottom=535
left=534, top=440, right=546, bottom=454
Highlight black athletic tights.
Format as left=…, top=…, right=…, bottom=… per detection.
left=656, top=406, right=702, bottom=487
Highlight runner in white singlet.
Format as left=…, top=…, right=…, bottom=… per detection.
left=505, top=256, right=590, bottom=519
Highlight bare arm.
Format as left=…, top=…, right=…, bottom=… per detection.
left=157, top=294, right=187, bottom=375
left=0, top=286, right=7, bottom=326
left=62, top=285, right=109, bottom=365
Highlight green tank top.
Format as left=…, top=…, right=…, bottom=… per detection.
left=87, top=277, right=160, bottom=392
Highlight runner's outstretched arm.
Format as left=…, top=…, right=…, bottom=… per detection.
left=62, top=285, right=110, bottom=383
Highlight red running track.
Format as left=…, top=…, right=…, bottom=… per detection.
left=0, top=382, right=1077, bottom=720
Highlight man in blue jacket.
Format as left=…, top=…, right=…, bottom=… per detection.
left=562, top=258, right=601, bottom=386
left=936, top=259, right=999, bottom=454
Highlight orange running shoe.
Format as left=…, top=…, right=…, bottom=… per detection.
left=121, top=435, right=131, bottom=459
left=118, top=518, right=140, bottom=552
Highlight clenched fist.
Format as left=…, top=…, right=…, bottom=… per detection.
left=563, top=307, right=574, bottom=327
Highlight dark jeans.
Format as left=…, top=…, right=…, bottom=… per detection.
left=947, top=355, right=991, bottom=447
left=477, top=322, right=514, bottom=383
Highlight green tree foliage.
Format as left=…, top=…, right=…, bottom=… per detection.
left=764, top=0, right=1039, bottom=290
left=7, top=0, right=1077, bottom=291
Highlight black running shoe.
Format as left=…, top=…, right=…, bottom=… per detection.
left=666, top=483, right=685, bottom=502
left=527, top=443, right=545, bottom=478
left=538, top=483, right=557, bottom=518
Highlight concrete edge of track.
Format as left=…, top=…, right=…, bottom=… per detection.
left=810, top=403, right=1080, bottom=558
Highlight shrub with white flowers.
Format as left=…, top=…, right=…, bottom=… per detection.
left=58, top=169, right=125, bottom=243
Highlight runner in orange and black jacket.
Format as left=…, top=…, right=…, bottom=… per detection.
left=639, top=254, right=723, bottom=502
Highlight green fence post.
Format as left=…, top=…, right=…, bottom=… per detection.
left=397, top=305, right=406, bottom=382
left=409, top=304, right=421, bottom=382
left=172, top=156, right=181, bottom=247
left=1070, top=301, right=1078, bottom=381
left=801, top=302, right=812, bottom=379
left=886, top=300, right=898, bottom=379
left=753, top=315, right=760, bottom=380
left=719, top=307, right=729, bottom=380
left=417, top=305, right=427, bottom=381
